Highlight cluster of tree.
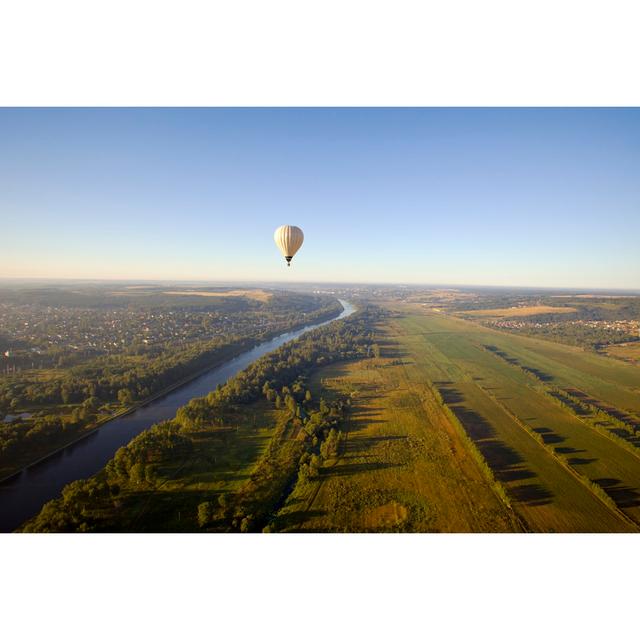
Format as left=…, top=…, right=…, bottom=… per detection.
left=20, top=476, right=113, bottom=533
left=0, top=397, right=111, bottom=471
left=0, top=415, right=75, bottom=460
left=105, top=421, right=194, bottom=484
left=205, top=398, right=350, bottom=533
left=0, top=339, right=252, bottom=474
left=0, top=337, right=253, bottom=411
left=20, top=422, right=195, bottom=532
left=20, top=306, right=384, bottom=532
left=189, top=311, right=384, bottom=532
left=0, top=296, right=345, bottom=478
left=493, top=322, right=639, bottom=350
left=174, top=309, right=377, bottom=431
left=297, top=429, right=344, bottom=483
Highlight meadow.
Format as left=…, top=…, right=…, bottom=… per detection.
left=272, top=355, right=521, bottom=532
left=274, top=309, right=640, bottom=532
left=605, top=342, right=640, bottom=364
left=163, top=289, right=273, bottom=301
left=460, top=305, right=577, bottom=318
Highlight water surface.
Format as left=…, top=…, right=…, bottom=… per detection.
left=0, top=300, right=354, bottom=532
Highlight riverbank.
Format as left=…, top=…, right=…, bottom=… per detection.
left=17, top=301, right=366, bottom=532
left=0, top=300, right=354, bottom=532
left=0, top=302, right=346, bottom=484
left=0, top=341, right=253, bottom=484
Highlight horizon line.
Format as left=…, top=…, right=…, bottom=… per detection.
left=1, top=275, right=639, bottom=294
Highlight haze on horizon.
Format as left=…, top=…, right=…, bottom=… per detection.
left=1, top=108, right=638, bottom=289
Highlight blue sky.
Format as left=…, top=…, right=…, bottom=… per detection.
left=1, top=108, right=638, bottom=288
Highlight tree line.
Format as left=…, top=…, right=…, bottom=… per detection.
left=20, top=306, right=385, bottom=532
left=0, top=299, right=343, bottom=476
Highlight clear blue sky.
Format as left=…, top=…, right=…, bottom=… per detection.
left=1, top=108, right=638, bottom=288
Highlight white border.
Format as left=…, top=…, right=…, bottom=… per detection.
left=1, top=534, right=638, bottom=640
left=1, top=1, right=639, bottom=106
left=1, top=2, right=639, bottom=637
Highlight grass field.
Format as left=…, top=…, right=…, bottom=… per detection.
left=274, top=309, right=640, bottom=532
left=163, top=289, right=272, bottom=301
left=605, top=342, right=640, bottom=364
left=273, top=351, right=522, bottom=533
left=460, top=305, right=577, bottom=317
left=474, top=323, right=640, bottom=414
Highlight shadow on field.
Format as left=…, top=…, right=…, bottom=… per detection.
left=593, top=478, right=640, bottom=509
left=521, top=366, right=554, bottom=383
left=508, top=483, right=554, bottom=506
left=437, top=383, right=553, bottom=507
left=532, top=426, right=566, bottom=445
left=555, top=446, right=585, bottom=455
left=609, top=428, right=640, bottom=448
left=483, top=345, right=554, bottom=382
left=347, top=405, right=387, bottom=433
left=567, top=457, right=597, bottom=466
left=437, top=384, right=464, bottom=405
left=381, top=340, right=411, bottom=361
left=565, top=388, right=640, bottom=434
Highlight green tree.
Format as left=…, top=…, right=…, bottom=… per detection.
left=129, top=462, right=146, bottom=485
left=285, top=395, right=297, bottom=415
left=309, top=453, right=322, bottom=477
left=144, top=465, right=157, bottom=485
left=197, top=502, right=214, bottom=528
left=61, top=385, right=73, bottom=404
left=298, top=463, right=311, bottom=483
left=117, top=388, right=134, bottom=404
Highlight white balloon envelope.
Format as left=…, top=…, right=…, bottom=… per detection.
left=274, top=225, right=304, bottom=266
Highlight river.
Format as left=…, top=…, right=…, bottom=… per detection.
left=0, top=299, right=355, bottom=532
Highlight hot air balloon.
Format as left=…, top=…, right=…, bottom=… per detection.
left=274, top=225, right=304, bottom=266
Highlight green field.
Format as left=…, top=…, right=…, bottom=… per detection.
left=273, top=357, right=520, bottom=532
left=604, top=342, right=640, bottom=365
left=274, top=310, right=640, bottom=532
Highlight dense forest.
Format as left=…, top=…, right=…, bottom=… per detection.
left=21, top=306, right=384, bottom=532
